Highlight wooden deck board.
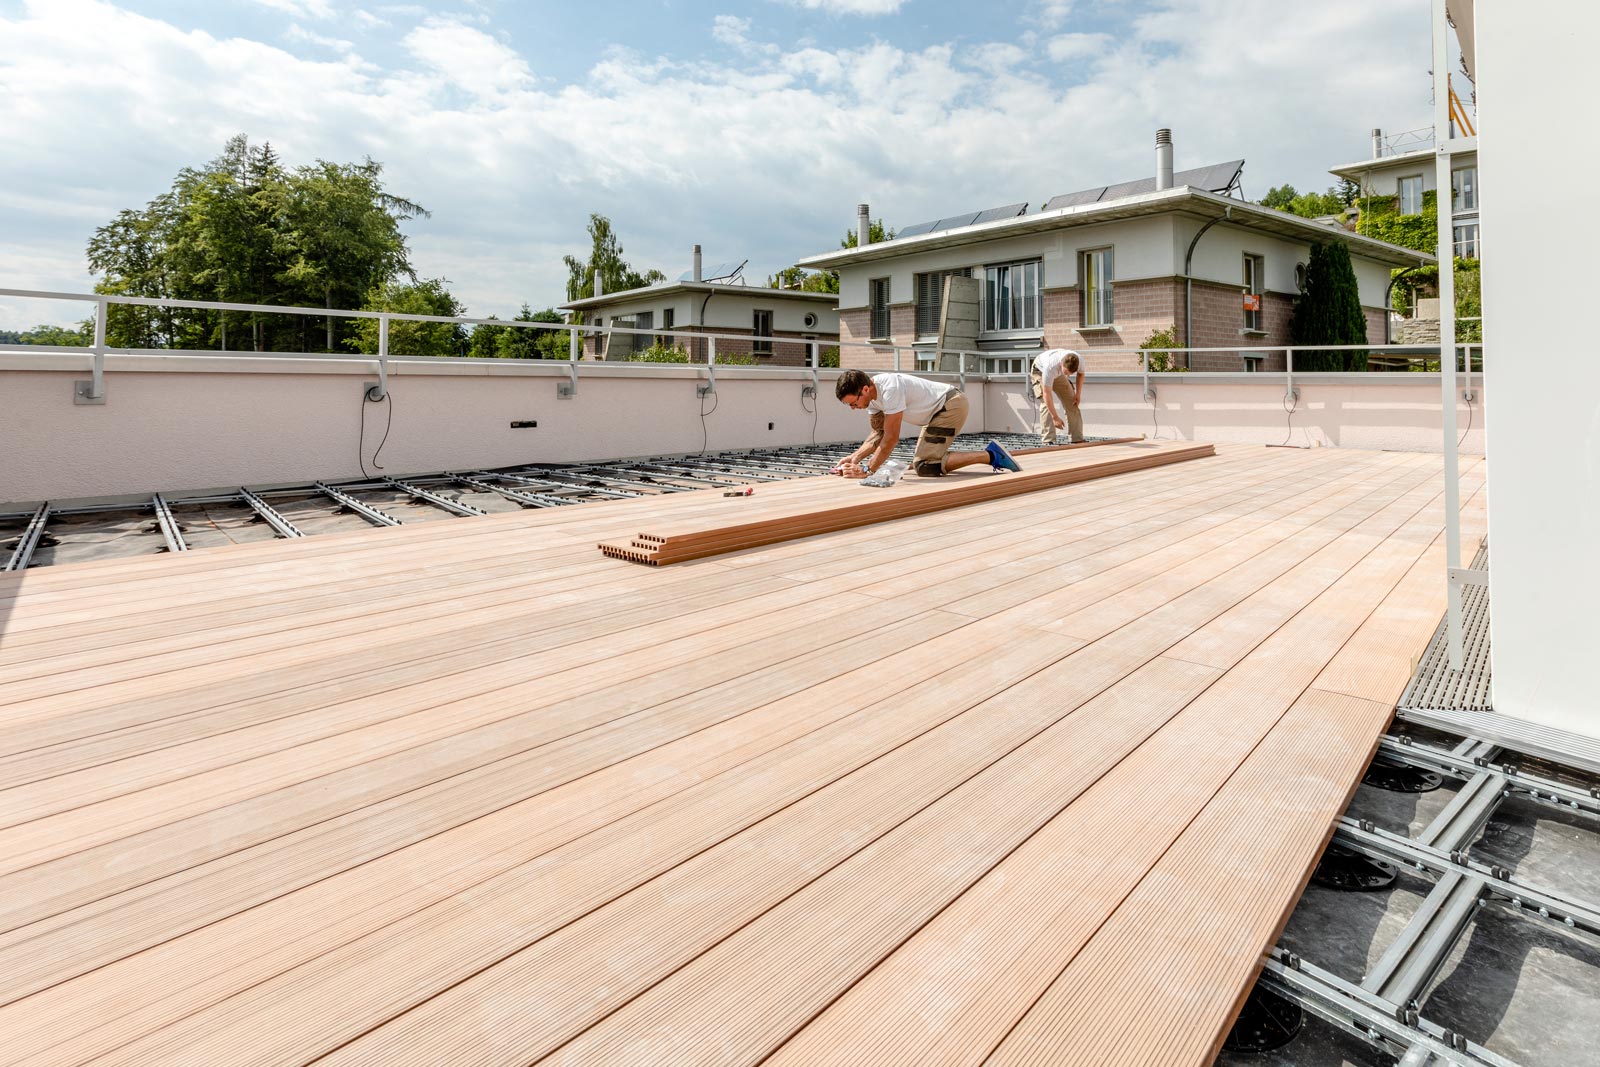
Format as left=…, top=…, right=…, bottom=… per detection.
left=0, top=446, right=1485, bottom=1067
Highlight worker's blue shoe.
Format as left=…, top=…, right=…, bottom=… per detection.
left=986, top=441, right=1022, bottom=472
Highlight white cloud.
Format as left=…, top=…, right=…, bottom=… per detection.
left=251, top=0, right=334, bottom=19
left=353, top=10, right=389, bottom=29
left=400, top=18, right=533, bottom=99
left=778, top=0, right=906, bottom=14
left=0, top=0, right=1434, bottom=330
left=286, top=23, right=354, bottom=53
left=1046, top=32, right=1111, bottom=62
left=712, top=15, right=753, bottom=49
left=1031, top=0, right=1074, bottom=30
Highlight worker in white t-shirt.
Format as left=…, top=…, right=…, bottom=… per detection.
left=1031, top=348, right=1085, bottom=444
left=833, top=369, right=1021, bottom=479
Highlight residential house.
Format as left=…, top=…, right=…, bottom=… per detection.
left=797, top=131, right=1430, bottom=373
left=559, top=250, right=840, bottom=367
left=1329, top=127, right=1480, bottom=260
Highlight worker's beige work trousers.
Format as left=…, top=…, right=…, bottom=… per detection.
left=1031, top=368, right=1083, bottom=444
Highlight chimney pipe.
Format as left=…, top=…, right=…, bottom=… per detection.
left=593, top=268, right=603, bottom=298
left=692, top=244, right=702, bottom=283
left=856, top=203, right=871, bottom=246
left=1155, top=128, right=1173, bottom=191
left=1371, top=127, right=1384, bottom=158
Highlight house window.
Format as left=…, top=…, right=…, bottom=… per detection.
left=1398, top=175, right=1424, bottom=216
left=869, top=278, right=891, bottom=340
left=914, top=268, right=972, bottom=338
left=984, top=355, right=1028, bottom=374
left=1452, top=166, right=1478, bottom=212
left=1243, top=254, right=1265, bottom=332
left=610, top=311, right=651, bottom=358
left=1080, top=247, right=1114, bottom=326
left=982, top=260, right=1041, bottom=332
left=753, top=309, right=773, bottom=355
left=1454, top=222, right=1480, bottom=259
left=658, top=307, right=675, bottom=346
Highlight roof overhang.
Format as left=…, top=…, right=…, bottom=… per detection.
left=561, top=281, right=840, bottom=313
left=1328, top=140, right=1477, bottom=180
left=797, top=187, right=1433, bottom=271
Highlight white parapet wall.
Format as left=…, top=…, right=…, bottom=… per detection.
left=0, top=352, right=1484, bottom=505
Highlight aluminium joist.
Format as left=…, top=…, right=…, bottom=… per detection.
left=151, top=494, right=188, bottom=553
left=382, top=478, right=487, bottom=518
left=2, top=503, right=50, bottom=571
left=240, top=488, right=305, bottom=538
left=314, top=482, right=404, bottom=527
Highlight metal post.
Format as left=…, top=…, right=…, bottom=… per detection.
left=75, top=296, right=109, bottom=404
left=893, top=345, right=901, bottom=372
left=700, top=336, right=716, bottom=397
left=1141, top=349, right=1154, bottom=403
left=1285, top=346, right=1297, bottom=405
left=808, top=340, right=820, bottom=401
left=369, top=314, right=390, bottom=402
left=560, top=326, right=579, bottom=397
left=1434, top=0, right=1464, bottom=670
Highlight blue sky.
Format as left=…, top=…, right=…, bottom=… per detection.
left=0, top=0, right=1443, bottom=329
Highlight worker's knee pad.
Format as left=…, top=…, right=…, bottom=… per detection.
left=914, top=458, right=946, bottom=477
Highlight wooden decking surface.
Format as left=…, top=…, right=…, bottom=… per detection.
left=0, top=445, right=1485, bottom=1067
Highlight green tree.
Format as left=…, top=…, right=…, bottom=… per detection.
left=563, top=215, right=666, bottom=302
left=468, top=316, right=508, bottom=358
left=1260, top=183, right=1345, bottom=219
left=85, top=134, right=427, bottom=353
left=0, top=323, right=92, bottom=346
left=280, top=158, right=428, bottom=352
left=347, top=278, right=466, bottom=357
left=1290, top=241, right=1368, bottom=371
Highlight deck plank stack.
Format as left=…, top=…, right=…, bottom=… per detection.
left=599, top=441, right=1215, bottom=565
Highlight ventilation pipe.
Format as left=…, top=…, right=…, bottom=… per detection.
left=692, top=244, right=702, bottom=282
left=856, top=203, right=871, bottom=246
left=1155, top=129, right=1174, bottom=191
left=593, top=269, right=603, bottom=298
left=1372, top=127, right=1384, bottom=158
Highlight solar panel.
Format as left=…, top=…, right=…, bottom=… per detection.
left=970, top=202, right=1027, bottom=224
left=895, top=220, right=938, bottom=238
left=1043, top=187, right=1109, bottom=211
left=678, top=259, right=748, bottom=283
left=1043, top=160, right=1246, bottom=211
left=932, top=211, right=982, bottom=231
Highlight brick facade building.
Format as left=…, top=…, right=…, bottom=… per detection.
left=803, top=185, right=1427, bottom=375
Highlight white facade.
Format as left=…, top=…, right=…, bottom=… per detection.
left=561, top=281, right=838, bottom=359
left=1479, top=7, right=1600, bottom=739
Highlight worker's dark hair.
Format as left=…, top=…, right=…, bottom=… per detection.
left=836, top=368, right=872, bottom=401
left=1065, top=352, right=1081, bottom=373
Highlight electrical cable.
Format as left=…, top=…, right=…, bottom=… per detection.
left=800, top=387, right=818, bottom=446
left=699, top=387, right=719, bottom=454
left=359, top=388, right=393, bottom=480
left=1281, top=387, right=1299, bottom=447
left=1459, top=390, right=1474, bottom=447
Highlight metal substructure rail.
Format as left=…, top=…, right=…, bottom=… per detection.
left=615, top=463, right=746, bottom=488
left=3, top=503, right=51, bottom=571
left=491, top=471, right=637, bottom=500
left=451, top=474, right=574, bottom=509
left=382, top=477, right=487, bottom=518
left=240, top=488, right=305, bottom=538
left=1258, top=951, right=1518, bottom=1067
left=553, top=464, right=719, bottom=491
left=524, top=468, right=686, bottom=495
left=152, top=494, right=189, bottom=553
left=314, top=482, right=404, bottom=527
left=640, top=457, right=792, bottom=482
left=1256, top=725, right=1600, bottom=1067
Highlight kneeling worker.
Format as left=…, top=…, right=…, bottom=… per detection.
left=834, top=369, right=1020, bottom=479
left=1031, top=347, right=1085, bottom=444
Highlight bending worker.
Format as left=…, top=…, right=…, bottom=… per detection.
left=834, top=368, right=1021, bottom=479
left=1031, top=347, right=1085, bottom=444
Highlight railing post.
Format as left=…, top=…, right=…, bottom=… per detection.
left=700, top=336, right=716, bottom=397
left=957, top=348, right=966, bottom=393
left=368, top=313, right=389, bottom=401
left=1284, top=347, right=1296, bottom=404
left=560, top=325, right=579, bottom=398
left=893, top=345, right=901, bottom=372
left=85, top=295, right=107, bottom=402
left=1141, top=349, right=1153, bottom=403
left=808, top=340, right=820, bottom=401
